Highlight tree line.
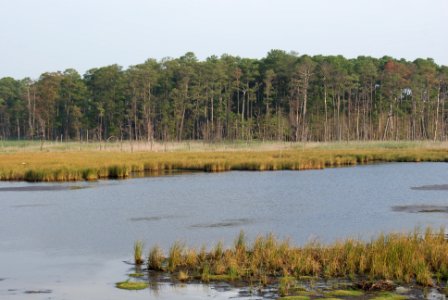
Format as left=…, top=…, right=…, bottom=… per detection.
left=1, top=50, right=447, bottom=142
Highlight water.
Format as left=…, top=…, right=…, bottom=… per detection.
left=1, top=163, right=448, bottom=299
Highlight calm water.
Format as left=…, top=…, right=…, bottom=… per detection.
left=1, top=163, right=448, bottom=299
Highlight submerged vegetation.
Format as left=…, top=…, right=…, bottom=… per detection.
left=1, top=141, right=448, bottom=182
left=115, top=280, right=149, bottom=290
left=139, top=228, right=447, bottom=289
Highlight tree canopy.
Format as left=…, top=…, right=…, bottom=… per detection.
left=1, top=51, right=447, bottom=142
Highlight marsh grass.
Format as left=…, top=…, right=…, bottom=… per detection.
left=167, top=241, right=184, bottom=272
left=326, top=289, right=364, bottom=297
left=148, top=245, right=164, bottom=271
left=134, top=240, right=144, bottom=265
left=128, top=273, right=145, bottom=278
left=278, top=296, right=310, bottom=300
left=138, top=228, right=447, bottom=287
left=1, top=141, right=448, bottom=182
left=370, top=292, right=408, bottom=300
left=177, top=270, right=189, bottom=281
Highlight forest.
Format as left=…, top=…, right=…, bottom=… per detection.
left=0, top=50, right=447, bottom=142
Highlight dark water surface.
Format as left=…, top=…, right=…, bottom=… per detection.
left=1, top=163, right=448, bottom=299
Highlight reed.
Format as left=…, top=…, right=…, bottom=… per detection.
left=177, top=270, right=189, bottom=281
left=133, top=240, right=144, bottom=265
left=167, top=241, right=184, bottom=272
left=136, top=228, right=448, bottom=287
left=1, top=142, right=447, bottom=182
left=147, top=245, right=164, bottom=271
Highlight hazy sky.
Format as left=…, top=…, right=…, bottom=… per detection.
left=1, top=0, right=447, bottom=78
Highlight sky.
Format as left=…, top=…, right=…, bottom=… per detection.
left=0, top=0, right=447, bottom=79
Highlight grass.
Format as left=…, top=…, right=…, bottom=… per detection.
left=325, top=290, right=364, bottom=297
left=148, top=245, right=164, bottom=271
left=115, top=280, right=149, bottom=290
left=177, top=270, right=189, bottom=281
left=144, top=228, right=448, bottom=287
left=1, top=141, right=448, bottom=182
left=278, top=296, right=310, bottom=300
left=370, top=292, right=408, bottom=300
left=134, top=240, right=144, bottom=265
left=128, top=273, right=145, bottom=278
left=279, top=276, right=297, bottom=296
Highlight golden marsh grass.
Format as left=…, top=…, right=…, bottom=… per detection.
left=0, top=141, right=448, bottom=182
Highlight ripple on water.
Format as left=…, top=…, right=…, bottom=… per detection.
left=0, top=185, right=87, bottom=192
left=392, top=205, right=448, bottom=213
left=11, top=203, right=52, bottom=208
left=190, top=218, right=254, bottom=228
left=129, top=215, right=181, bottom=222
left=411, top=184, right=448, bottom=191
left=24, top=289, right=52, bottom=294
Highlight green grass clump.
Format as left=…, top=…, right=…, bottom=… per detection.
left=115, top=280, right=149, bottom=290
left=278, top=276, right=297, bottom=296
left=370, top=292, right=407, bottom=300
left=325, top=289, right=364, bottom=297
left=277, top=296, right=310, bottom=300
left=134, top=240, right=144, bottom=265
left=128, top=273, right=144, bottom=278
left=206, top=274, right=238, bottom=281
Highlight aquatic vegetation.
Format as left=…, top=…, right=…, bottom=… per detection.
left=278, top=276, right=297, bottom=296
left=167, top=241, right=184, bottom=272
left=1, top=142, right=448, bottom=182
left=277, top=296, right=310, bottom=300
left=115, top=280, right=149, bottom=290
left=370, top=292, right=408, bottom=300
left=128, top=273, right=145, bottom=278
left=325, top=289, right=364, bottom=297
left=133, top=240, right=144, bottom=265
left=147, top=245, right=164, bottom=271
left=177, top=270, right=189, bottom=281
left=135, top=228, right=447, bottom=287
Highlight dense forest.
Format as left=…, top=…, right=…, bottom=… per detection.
left=1, top=50, right=447, bottom=142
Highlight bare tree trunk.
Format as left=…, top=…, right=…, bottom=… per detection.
left=27, top=85, right=34, bottom=138
left=434, top=85, right=441, bottom=141
left=337, top=92, right=341, bottom=141
left=356, top=94, right=360, bottom=140
left=17, top=117, right=20, bottom=140
left=179, top=107, right=186, bottom=141
left=295, top=86, right=300, bottom=142
left=301, top=77, right=309, bottom=142
left=323, top=83, right=328, bottom=141
left=210, top=95, right=214, bottom=138
left=241, top=89, right=246, bottom=139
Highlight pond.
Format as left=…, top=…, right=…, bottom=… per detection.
left=1, top=163, right=447, bottom=299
